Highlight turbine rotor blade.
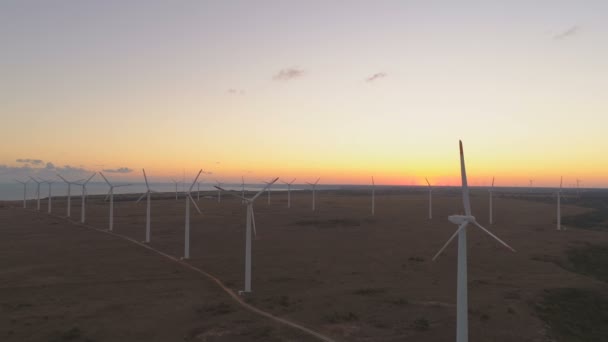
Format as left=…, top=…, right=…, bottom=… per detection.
left=57, top=174, right=69, bottom=183
left=471, top=221, right=516, bottom=252
left=189, top=169, right=203, bottom=192
left=290, top=178, right=296, bottom=184
left=491, top=176, right=495, bottom=187
left=189, top=195, right=202, bottom=214
left=459, top=140, right=472, bottom=216
left=214, top=186, right=248, bottom=201
left=315, top=177, right=320, bottom=185
left=143, top=169, right=150, bottom=190
left=99, top=172, right=111, bottom=186
left=251, top=177, right=279, bottom=201
left=250, top=205, right=257, bottom=237
left=432, top=222, right=469, bottom=261
left=425, top=177, right=431, bottom=187
left=136, top=192, right=147, bottom=204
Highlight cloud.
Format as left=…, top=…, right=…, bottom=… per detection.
left=102, top=167, right=133, bottom=173
left=554, top=26, right=580, bottom=40
left=45, top=162, right=55, bottom=170
left=365, top=72, right=387, bottom=83
left=273, top=67, right=305, bottom=81
left=16, top=158, right=44, bottom=165
left=227, top=88, right=245, bottom=95
left=0, top=162, right=92, bottom=181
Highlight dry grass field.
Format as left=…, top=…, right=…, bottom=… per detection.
left=2, top=189, right=608, bottom=341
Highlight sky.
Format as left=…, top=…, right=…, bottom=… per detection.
left=1, top=1, right=607, bottom=187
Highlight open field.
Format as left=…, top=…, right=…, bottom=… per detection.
left=2, top=189, right=608, bottom=341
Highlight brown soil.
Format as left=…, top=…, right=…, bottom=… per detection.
left=1, top=190, right=607, bottom=341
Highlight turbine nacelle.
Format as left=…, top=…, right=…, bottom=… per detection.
left=448, top=215, right=475, bottom=225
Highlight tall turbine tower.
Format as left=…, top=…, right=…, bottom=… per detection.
left=57, top=175, right=82, bottom=217
left=306, top=178, right=321, bottom=211
left=100, top=172, right=131, bottom=231
left=281, top=178, right=296, bottom=208
left=425, top=177, right=433, bottom=219
left=76, top=173, right=96, bottom=223
left=15, top=179, right=29, bottom=208
left=28, top=177, right=42, bottom=211
left=136, top=169, right=156, bottom=243
left=371, top=176, right=376, bottom=216
left=557, top=176, right=564, bottom=231
left=40, top=178, right=56, bottom=213
left=183, top=170, right=203, bottom=259
left=215, top=177, right=278, bottom=293
left=432, top=141, right=515, bottom=342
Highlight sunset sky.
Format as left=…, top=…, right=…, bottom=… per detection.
left=1, top=1, right=607, bottom=187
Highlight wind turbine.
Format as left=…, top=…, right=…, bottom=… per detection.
left=262, top=179, right=276, bottom=205
left=76, top=173, right=96, bottom=223
left=15, top=179, right=29, bottom=208
left=432, top=140, right=516, bottom=342
left=557, top=176, right=564, bottom=231
left=425, top=177, right=433, bottom=219
left=100, top=172, right=131, bottom=231
left=371, top=176, right=375, bottom=216
left=136, top=169, right=156, bottom=243
left=281, top=178, right=296, bottom=208
left=215, top=177, right=279, bottom=293
left=215, top=180, right=222, bottom=202
left=182, top=169, right=203, bottom=259
left=306, top=178, right=321, bottom=211
left=171, top=179, right=180, bottom=200
left=57, top=175, right=82, bottom=217
left=40, top=178, right=56, bottom=213
left=28, top=177, right=42, bottom=211
left=489, top=177, right=495, bottom=225
left=528, top=179, right=534, bottom=193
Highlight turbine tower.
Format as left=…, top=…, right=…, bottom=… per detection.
left=40, top=178, right=56, bottom=213
left=57, top=175, right=82, bottom=217
left=215, top=180, right=222, bottom=202
left=215, top=177, right=278, bottom=293
left=183, top=169, right=203, bottom=259
left=241, top=176, right=246, bottom=204
left=76, top=173, right=96, bottom=223
left=489, top=177, right=495, bottom=224
left=262, top=179, right=276, bottom=205
left=136, top=169, right=156, bottom=243
left=306, top=178, right=321, bottom=211
left=15, top=179, right=29, bottom=208
left=100, top=172, right=131, bottom=231
left=432, top=140, right=516, bottom=342
left=171, top=179, right=180, bottom=200
left=28, top=177, right=42, bottom=211
left=281, top=178, right=296, bottom=208
left=425, top=177, right=432, bottom=219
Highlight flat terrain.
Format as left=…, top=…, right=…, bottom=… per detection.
left=2, top=189, right=608, bottom=341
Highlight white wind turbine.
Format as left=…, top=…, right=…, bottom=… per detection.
left=557, top=176, right=564, bottom=231
left=100, top=172, right=131, bottom=231
left=15, top=179, right=29, bottom=208
left=306, top=178, right=321, bottom=211
left=57, top=175, right=82, bottom=217
left=171, top=178, right=180, bottom=200
left=215, top=180, right=222, bottom=202
left=371, top=176, right=376, bottom=216
left=489, top=177, right=495, bottom=225
left=425, top=177, right=433, bottom=219
left=215, top=177, right=278, bottom=294
left=183, top=169, right=203, bottom=259
left=76, top=173, right=96, bottom=223
left=281, top=178, right=296, bottom=208
left=28, top=177, right=42, bottom=211
left=40, top=178, right=56, bottom=213
left=136, top=169, right=156, bottom=243
left=432, top=141, right=516, bottom=342
left=262, top=179, right=276, bottom=205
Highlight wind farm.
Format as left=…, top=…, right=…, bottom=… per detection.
left=2, top=2, right=608, bottom=342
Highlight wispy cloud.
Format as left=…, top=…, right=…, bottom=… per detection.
left=273, top=67, right=305, bottom=81
left=227, top=88, right=245, bottom=95
left=102, top=167, right=133, bottom=174
left=0, top=162, right=92, bottom=181
left=365, top=72, right=387, bottom=83
left=554, top=26, right=580, bottom=40
left=16, top=158, right=43, bottom=165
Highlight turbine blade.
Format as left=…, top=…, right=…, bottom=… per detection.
left=372, top=176, right=375, bottom=186
left=425, top=177, right=430, bottom=187
left=250, top=205, right=257, bottom=237
left=432, top=222, right=469, bottom=261
left=104, top=188, right=112, bottom=201
left=315, top=177, right=320, bottom=185
left=189, top=169, right=203, bottom=192
left=472, top=221, right=516, bottom=252
left=189, top=195, right=202, bottom=214
left=143, top=169, right=150, bottom=190
left=99, top=172, right=111, bottom=186
left=560, top=176, right=563, bottom=189
left=136, top=192, right=147, bottom=204
left=84, top=172, right=96, bottom=184
left=57, top=174, right=69, bottom=183
left=290, top=178, right=296, bottom=184
left=491, top=176, right=495, bottom=188
left=251, top=177, right=279, bottom=201
left=459, top=140, right=472, bottom=216
left=214, top=186, right=248, bottom=201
